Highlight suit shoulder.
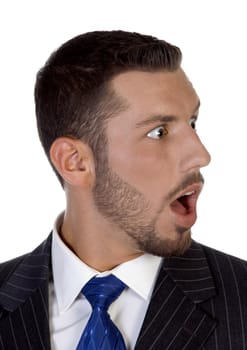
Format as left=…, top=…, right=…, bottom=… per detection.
left=199, top=242, right=247, bottom=264
left=197, top=241, right=247, bottom=282
left=0, top=235, right=52, bottom=290
left=0, top=234, right=52, bottom=281
left=0, top=254, right=27, bottom=287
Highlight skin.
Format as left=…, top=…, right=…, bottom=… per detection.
left=50, top=68, right=211, bottom=271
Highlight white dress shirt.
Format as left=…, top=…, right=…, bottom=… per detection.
left=49, top=213, right=162, bottom=350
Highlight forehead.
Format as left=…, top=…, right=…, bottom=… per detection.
left=110, top=69, right=199, bottom=120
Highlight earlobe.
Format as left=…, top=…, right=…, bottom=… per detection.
left=49, top=137, right=95, bottom=187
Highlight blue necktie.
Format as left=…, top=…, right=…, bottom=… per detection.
left=76, top=274, right=127, bottom=350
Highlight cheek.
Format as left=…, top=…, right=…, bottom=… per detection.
left=109, top=142, right=177, bottom=199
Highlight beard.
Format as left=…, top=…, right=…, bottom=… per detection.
left=92, top=152, right=198, bottom=257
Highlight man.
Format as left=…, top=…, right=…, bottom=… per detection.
left=0, top=31, right=246, bottom=350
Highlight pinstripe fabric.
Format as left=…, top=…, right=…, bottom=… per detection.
left=0, top=236, right=247, bottom=349
left=0, top=237, right=51, bottom=350
left=135, top=246, right=217, bottom=350
left=199, top=247, right=247, bottom=350
left=135, top=242, right=247, bottom=350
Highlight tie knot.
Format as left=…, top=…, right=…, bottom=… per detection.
left=82, top=274, right=126, bottom=310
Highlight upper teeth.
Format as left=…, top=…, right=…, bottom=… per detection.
left=184, top=191, right=195, bottom=196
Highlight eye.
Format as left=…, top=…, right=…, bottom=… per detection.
left=189, top=117, right=197, bottom=130
left=147, top=126, right=168, bottom=139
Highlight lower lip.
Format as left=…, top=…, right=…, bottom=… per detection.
left=170, top=195, right=198, bottom=228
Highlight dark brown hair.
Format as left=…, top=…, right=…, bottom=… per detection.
left=35, top=30, right=182, bottom=184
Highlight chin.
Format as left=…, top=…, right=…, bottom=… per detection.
left=138, top=229, right=192, bottom=258
left=163, top=230, right=192, bottom=257
left=170, top=229, right=192, bottom=256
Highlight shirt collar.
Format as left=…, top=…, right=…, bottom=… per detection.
left=52, top=213, right=162, bottom=313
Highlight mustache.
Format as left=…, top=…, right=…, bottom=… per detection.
left=166, top=172, right=204, bottom=202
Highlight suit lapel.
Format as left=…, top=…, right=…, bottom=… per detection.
left=0, top=235, right=52, bottom=350
left=135, top=241, right=217, bottom=350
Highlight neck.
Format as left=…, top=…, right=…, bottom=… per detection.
left=60, top=204, right=142, bottom=272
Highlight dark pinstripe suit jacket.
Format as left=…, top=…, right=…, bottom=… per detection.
left=0, top=235, right=247, bottom=350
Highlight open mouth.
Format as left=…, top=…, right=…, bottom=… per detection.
left=169, top=183, right=203, bottom=228
left=170, top=191, right=196, bottom=215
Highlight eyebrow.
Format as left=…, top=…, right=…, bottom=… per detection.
left=135, top=100, right=201, bottom=128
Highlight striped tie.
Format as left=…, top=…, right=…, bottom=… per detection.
left=76, top=274, right=126, bottom=350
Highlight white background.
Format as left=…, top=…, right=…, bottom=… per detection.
left=0, top=0, right=247, bottom=262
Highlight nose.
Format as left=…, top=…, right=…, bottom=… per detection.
left=179, top=128, right=211, bottom=173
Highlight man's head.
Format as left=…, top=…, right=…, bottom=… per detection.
left=35, top=31, right=210, bottom=258
left=35, top=30, right=182, bottom=185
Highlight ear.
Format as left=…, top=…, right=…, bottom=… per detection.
left=49, top=137, right=95, bottom=187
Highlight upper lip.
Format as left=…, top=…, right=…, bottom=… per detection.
left=173, top=182, right=204, bottom=202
